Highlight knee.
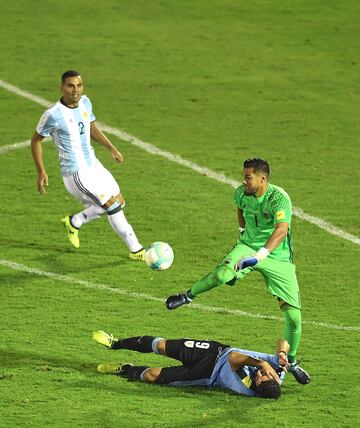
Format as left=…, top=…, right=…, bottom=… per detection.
left=143, top=367, right=161, bottom=383
left=115, top=193, right=125, bottom=206
left=155, top=339, right=167, bottom=356
left=103, top=194, right=126, bottom=215
left=213, top=265, right=236, bottom=285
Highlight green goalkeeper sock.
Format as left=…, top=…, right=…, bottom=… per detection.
left=282, top=304, right=302, bottom=362
left=189, top=265, right=236, bottom=297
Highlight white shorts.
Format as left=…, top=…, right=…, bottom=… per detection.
left=63, top=160, right=120, bottom=206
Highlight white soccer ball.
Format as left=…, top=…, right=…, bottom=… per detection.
left=144, top=242, right=174, bottom=271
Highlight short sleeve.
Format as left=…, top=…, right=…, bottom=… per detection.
left=270, top=191, right=292, bottom=224
left=234, top=185, right=245, bottom=208
left=82, top=95, right=96, bottom=122
left=36, top=110, right=56, bottom=137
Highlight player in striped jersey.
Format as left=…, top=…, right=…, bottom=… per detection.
left=31, top=70, right=144, bottom=260
left=93, top=330, right=289, bottom=399
left=166, top=158, right=310, bottom=385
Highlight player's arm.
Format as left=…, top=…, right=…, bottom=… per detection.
left=237, top=208, right=245, bottom=233
left=235, top=222, right=288, bottom=270
left=276, top=339, right=290, bottom=367
left=263, top=221, right=288, bottom=252
left=90, top=121, right=124, bottom=163
left=31, top=131, right=48, bottom=194
left=229, top=351, right=280, bottom=384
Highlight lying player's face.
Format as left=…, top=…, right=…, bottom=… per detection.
left=61, top=76, right=83, bottom=106
left=242, top=168, right=265, bottom=196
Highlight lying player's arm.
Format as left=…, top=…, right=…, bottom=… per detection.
left=229, top=351, right=280, bottom=384
left=31, top=131, right=48, bottom=194
left=90, top=121, right=124, bottom=163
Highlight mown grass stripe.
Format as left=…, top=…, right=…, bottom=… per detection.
left=0, top=78, right=359, bottom=247
left=1, top=258, right=359, bottom=332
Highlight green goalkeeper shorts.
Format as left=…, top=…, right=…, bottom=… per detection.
left=221, top=241, right=301, bottom=309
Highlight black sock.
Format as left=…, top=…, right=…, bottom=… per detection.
left=112, top=336, right=156, bottom=352
left=120, top=365, right=149, bottom=381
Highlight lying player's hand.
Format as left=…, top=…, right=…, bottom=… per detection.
left=259, top=362, right=281, bottom=384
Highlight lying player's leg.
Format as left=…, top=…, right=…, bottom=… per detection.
left=93, top=331, right=164, bottom=353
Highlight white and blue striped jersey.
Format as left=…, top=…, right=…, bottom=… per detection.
left=210, top=348, right=285, bottom=396
left=36, top=95, right=97, bottom=176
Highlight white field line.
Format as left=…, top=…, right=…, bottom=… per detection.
left=0, top=140, right=31, bottom=154
left=0, top=78, right=359, bottom=247
left=0, top=259, right=359, bottom=332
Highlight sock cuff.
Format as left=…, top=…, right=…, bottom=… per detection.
left=152, top=337, right=164, bottom=354
left=140, top=368, right=151, bottom=381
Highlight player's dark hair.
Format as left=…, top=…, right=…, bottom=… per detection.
left=61, top=70, right=81, bottom=83
left=243, top=158, right=270, bottom=177
left=256, top=379, right=281, bottom=399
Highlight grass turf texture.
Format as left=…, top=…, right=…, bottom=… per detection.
left=1, top=0, right=360, bottom=426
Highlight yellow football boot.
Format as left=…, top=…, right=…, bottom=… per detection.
left=92, top=330, right=118, bottom=349
left=97, top=363, right=121, bottom=374
left=129, top=247, right=145, bottom=261
left=61, top=216, right=80, bottom=248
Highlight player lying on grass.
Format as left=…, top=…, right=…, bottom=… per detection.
left=166, top=158, right=310, bottom=385
left=93, top=330, right=294, bottom=399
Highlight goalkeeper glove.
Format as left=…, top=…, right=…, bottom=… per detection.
left=234, top=247, right=270, bottom=271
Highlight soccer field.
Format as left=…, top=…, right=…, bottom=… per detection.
left=1, top=1, right=359, bottom=426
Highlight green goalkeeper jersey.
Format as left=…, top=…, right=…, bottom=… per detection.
left=234, top=183, right=294, bottom=262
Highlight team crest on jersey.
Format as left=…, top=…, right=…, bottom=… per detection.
left=263, top=210, right=270, bottom=219
left=83, top=111, right=89, bottom=118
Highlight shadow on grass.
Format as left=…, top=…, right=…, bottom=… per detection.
left=1, top=348, right=286, bottom=426
left=0, top=237, right=127, bottom=274
left=0, top=348, right=96, bottom=374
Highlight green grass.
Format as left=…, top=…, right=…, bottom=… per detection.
left=1, top=0, right=359, bottom=426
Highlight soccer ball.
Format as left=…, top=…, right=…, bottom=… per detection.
left=144, top=242, right=174, bottom=271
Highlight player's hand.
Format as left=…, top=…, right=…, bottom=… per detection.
left=37, top=171, right=48, bottom=194
left=278, top=351, right=289, bottom=368
left=111, top=148, right=124, bottom=163
left=234, top=247, right=270, bottom=271
left=234, top=256, right=259, bottom=271
left=259, top=361, right=281, bottom=384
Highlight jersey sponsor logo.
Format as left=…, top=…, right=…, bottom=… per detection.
left=276, top=210, right=286, bottom=220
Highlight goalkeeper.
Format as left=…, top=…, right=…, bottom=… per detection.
left=166, top=158, right=310, bottom=385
